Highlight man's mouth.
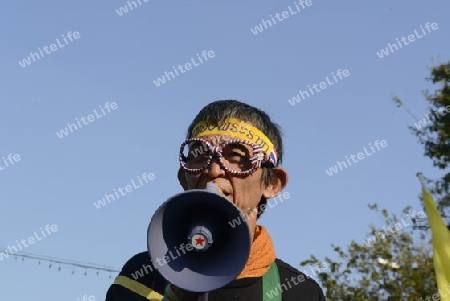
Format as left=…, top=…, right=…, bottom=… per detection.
left=203, top=181, right=233, bottom=201
left=221, top=189, right=232, bottom=198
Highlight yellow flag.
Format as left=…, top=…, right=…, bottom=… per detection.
left=417, top=173, right=450, bottom=300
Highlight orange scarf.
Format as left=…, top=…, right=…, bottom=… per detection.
left=235, top=225, right=276, bottom=279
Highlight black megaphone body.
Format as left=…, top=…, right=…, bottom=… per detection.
left=147, top=183, right=252, bottom=294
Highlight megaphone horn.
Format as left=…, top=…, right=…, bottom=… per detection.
left=147, top=183, right=251, bottom=293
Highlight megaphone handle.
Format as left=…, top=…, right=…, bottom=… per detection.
left=196, top=292, right=209, bottom=301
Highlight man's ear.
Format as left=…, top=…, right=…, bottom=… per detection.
left=262, top=167, right=289, bottom=199
left=177, top=167, right=189, bottom=190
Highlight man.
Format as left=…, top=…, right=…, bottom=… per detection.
left=106, top=100, right=325, bottom=300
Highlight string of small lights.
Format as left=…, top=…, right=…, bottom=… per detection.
left=0, top=248, right=120, bottom=279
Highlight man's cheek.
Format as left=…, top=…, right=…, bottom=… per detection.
left=187, top=176, right=198, bottom=189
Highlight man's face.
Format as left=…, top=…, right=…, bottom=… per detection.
left=178, top=134, right=287, bottom=240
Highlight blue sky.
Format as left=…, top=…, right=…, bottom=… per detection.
left=0, top=0, right=449, bottom=300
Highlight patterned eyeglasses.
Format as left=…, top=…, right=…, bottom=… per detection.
left=179, top=138, right=274, bottom=176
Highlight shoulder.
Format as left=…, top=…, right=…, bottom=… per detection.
left=275, top=258, right=326, bottom=301
left=106, top=251, right=167, bottom=301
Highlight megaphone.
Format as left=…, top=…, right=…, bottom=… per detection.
left=147, top=183, right=251, bottom=294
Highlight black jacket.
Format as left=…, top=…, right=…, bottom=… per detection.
left=106, top=251, right=326, bottom=301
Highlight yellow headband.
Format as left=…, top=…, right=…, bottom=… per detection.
left=191, top=118, right=275, bottom=158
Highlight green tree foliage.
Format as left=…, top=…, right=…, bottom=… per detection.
left=395, top=63, right=450, bottom=219
left=300, top=204, right=436, bottom=300
left=303, top=63, right=449, bottom=300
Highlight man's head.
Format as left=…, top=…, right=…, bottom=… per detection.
left=177, top=100, right=288, bottom=240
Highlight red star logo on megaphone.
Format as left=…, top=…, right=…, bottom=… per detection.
left=192, top=234, right=206, bottom=250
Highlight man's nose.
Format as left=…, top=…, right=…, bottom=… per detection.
left=206, top=157, right=226, bottom=178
